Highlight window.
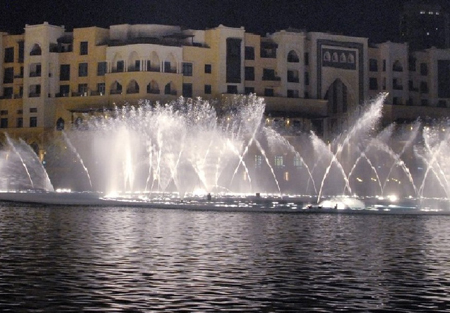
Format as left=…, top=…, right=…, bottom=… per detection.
left=420, top=63, right=428, bottom=75
left=16, top=118, right=23, bottom=128
left=245, top=46, right=255, bottom=60
left=204, top=84, right=212, bottom=94
left=304, top=53, right=309, bottom=65
left=369, top=78, right=378, bottom=90
left=287, top=89, right=299, bottom=98
left=116, top=60, right=124, bottom=72
left=287, top=50, right=299, bottom=63
left=245, top=87, right=254, bottom=94
left=420, top=81, right=429, bottom=93
left=60, top=64, right=70, bottom=81
left=383, top=60, right=386, bottom=71
left=18, top=41, right=24, bottom=62
left=30, top=108, right=38, bottom=113
left=274, top=155, right=284, bottom=168
left=30, top=44, right=41, bottom=56
left=438, top=100, right=447, bottom=108
left=262, top=68, right=276, bottom=80
left=287, top=70, right=299, bottom=83
left=255, top=155, right=262, bottom=168
left=0, top=118, right=8, bottom=128
left=205, top=64, right=212, bottom=73
left=97, top=83, right=105, bottom=95
left=97, top=62, right=107, bottom=76
left=369, top=59, right=378, bottom=71
left=29, top=85, right=41, bottom=97
left=164, top=61, right=173, bottom=73
left=30, top=63, right=41, bottom=77
left=227, top=85, right=238, bottom=94
left=182, top=83, right=193, bottom=97
left=58, top=85, right=69, bottom=97
left=264, top=88, right=274, bottom=97
left=80, top=41, right=88, bottom=55
left=294, top=155, right=303, bottom=168
left=182, top=62, right=193, bottom=76
left=1, top=110, right=8, bottom=115
left=3, top=87, right=13, bottom=98
left=30, top=117, right=37, bottom=128
left=3, top=68, right=14, bottom=84
left=78, top=63, right=88, bottom=77
left=164, top=83, right=173, bottom=95
left=245, top=67, right=255, bottom=81
left=4, top=47, right=14, bottom=63
left=304, top=72, right=309, bottom=85
left=78, top=83, right=88, bottom=96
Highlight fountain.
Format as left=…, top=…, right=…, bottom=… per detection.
left=0, top=93, right=450, bottom=213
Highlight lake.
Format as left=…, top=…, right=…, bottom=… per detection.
left=1, top=203, right=450, bottom=312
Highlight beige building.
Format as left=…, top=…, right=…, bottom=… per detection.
left=1, top=21, right=450, bottom=155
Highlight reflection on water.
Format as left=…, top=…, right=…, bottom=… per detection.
left=1, top=204, right=450, bottom=312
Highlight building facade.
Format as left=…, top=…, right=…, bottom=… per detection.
left=0, top=22, right=450, bottom=155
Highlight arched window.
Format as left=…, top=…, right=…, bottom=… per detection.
left=148, top=51, right=160, bottom=72
left=323, top=51, right=331, bottom=62
left=287, top=50, right=300, bottom=62
left=340, top=53, right=347, bottom=63
left=332, top=52, right=338, bottom=62
left=164, top=82, right=176, bottom=95
left=30, top=44, right=42, bottom=56
left=164, top=53, right=177, bottom=73
left=128, top=51, right=140, bottom=72
left=56, top=117, right=65, bottom=131
left=126, top=80, right=140, bottom=94
left=348, top=54, right=355, bottom=63
left=147, top=80, right=160, bottom=94
left=110, top=81, right=122, bottom=94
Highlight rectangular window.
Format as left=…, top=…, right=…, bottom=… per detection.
left=205, top=64, right=212, bottom=73
left=30, top=63, right=41, bottom=77
left=3, top=87, right=13, bottom=98
left=262, top=68, right=276, bottom=80
left=383, top=60, right=386, bottom=71
left=255, top=155, right=262, bottom=168
left=294, top=155, right=303, bottom=168
left=97, top=62, right=107, bottom=76
left=245, top=87, right=255, bottom=94
left=369, top=59, right=378, bottom=71
left=29, top=117, right=37, bottom=128
left=3, top=67, right=14, bottom=84
left=245, top=46, right=255, bottom=60
left=116, top=60, right=124, bottom=72
left=245, top=67, right=255, bottom=81
left=275, top=155, right=284, bottom=167
left=1, top=110, right=8, bottom=115
left=29, top=85, right=41, bottom=97
left=164, top=61, right=173, bottom=73
left=182, top=83, right=193, bottom=97
left=60, top=64, right=70, bottom=81
left=204, top=84, right=212, bottom=94
left=18, top=41, right=24, bottom=63
left=369, top=77, right=378, bottom=90
left=16, top=118, right=23, bottom=128
left=30, top=108, right=37, bottom=113
left=287, top=89, right=299, bottom=98
left=134, top=60, right=141, bottom=71
left=227, top=85, right=238, bottom=94
left=287, top=70, right=299, bottom=83
left=304, top=53, right=309, bottom=66
left=80, top=41, right=88, bottom=55
left=226, top=38, right=242, bottom=83
left=304, top=72, right=310, bottom=85
left=97, top=83, right=105, bottom=95
left=0, top=118, right=8, bottom=128
left=78, top=83, right=88, bottom=95
left=264, top=88, right=274, bottom=97
left=4, top=47, right=14, bottom=63
left=420, top=81, right=429, bottom=93
left=59, top=85, right=70, bottom=97
left=182, top=62, right=193, bottom=76
left=420, top=63, right=428, bottom=76
left=78, top=63, right=88, bottom=77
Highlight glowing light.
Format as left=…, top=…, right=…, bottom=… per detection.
left=387, top=194, right=398, bottom=202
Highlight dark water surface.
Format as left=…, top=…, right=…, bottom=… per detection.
left=1, top=204, right=450, bottom=312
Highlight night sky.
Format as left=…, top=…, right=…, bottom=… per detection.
left=0, top=0, right=448, bottom=43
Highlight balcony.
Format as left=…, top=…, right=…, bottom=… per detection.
left=110, top=90, right=122, bottom=95
left=262, top=75, right=281, bottom=81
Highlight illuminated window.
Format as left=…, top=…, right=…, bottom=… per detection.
left=255, top=155, right=263, bottom=168
left=294, top=155, right=303, bottom=168
left=284, top=171, right=289, bottom=181
left=275, top=155, right=284, bottom=168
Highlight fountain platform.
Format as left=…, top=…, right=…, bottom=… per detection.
left=0, top=191, right=448, bottom=215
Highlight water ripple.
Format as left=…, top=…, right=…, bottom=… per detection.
left=1, top=205, right=450, bottom=311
